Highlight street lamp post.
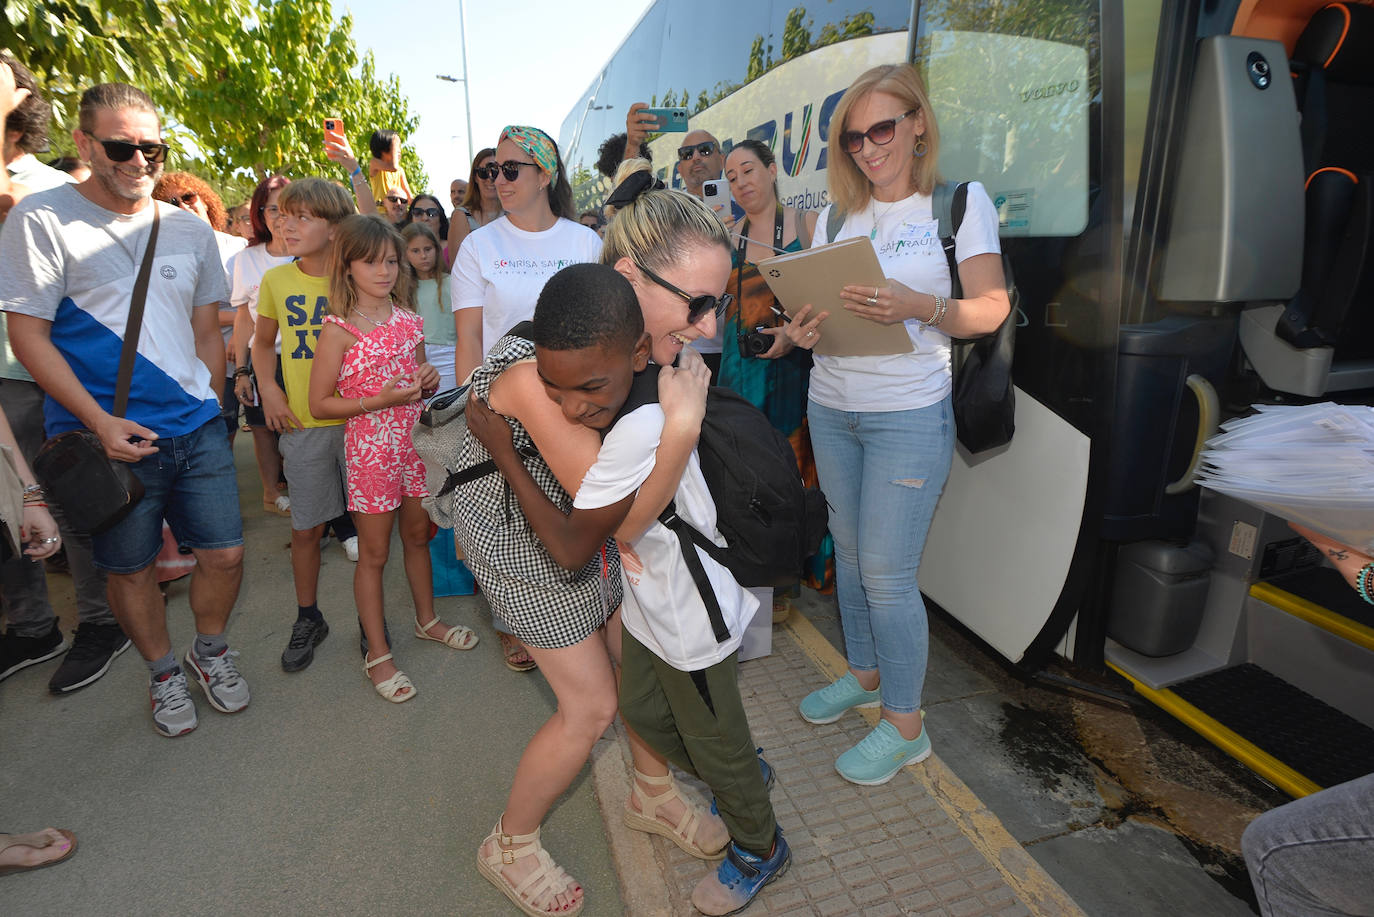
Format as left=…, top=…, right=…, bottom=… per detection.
left=436, top=0, right=475, bottom=164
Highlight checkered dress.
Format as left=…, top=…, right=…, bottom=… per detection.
left=452, top=332, right=621, bottom=648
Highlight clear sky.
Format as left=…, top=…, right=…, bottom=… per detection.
left=340, top=0, right=654, bottom=202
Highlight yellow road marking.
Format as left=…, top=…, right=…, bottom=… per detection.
left=782, top=609, right=1087, bottom=917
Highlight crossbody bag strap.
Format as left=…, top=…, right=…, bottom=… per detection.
left=657, top=500, right=732, bottom=644
left=113, top=206, right=160, bottom=418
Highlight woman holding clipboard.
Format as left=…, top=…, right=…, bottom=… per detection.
left=780, top=63, right=1011, bottom=786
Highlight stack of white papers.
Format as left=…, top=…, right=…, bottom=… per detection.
left=1196, top=402, right=1374, bottom=552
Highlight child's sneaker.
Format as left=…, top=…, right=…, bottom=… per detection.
left=149, top=667, right=198, bottom=738
left=183, top=648, right=251, bottom=714
left=834, top=719, right=931, bottom=786
left=690, top=828, right=790, bottom=916
left=798, top=672, right=880, bottom=724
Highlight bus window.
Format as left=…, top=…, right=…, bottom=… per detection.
left=915, top=0, right=1100, bottom=238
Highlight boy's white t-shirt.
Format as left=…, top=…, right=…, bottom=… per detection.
left=573, top=404, right=758, bottom=670
left=450, top=215, right=602, bottom=359
left=808, top=181, right=1001, bottom=412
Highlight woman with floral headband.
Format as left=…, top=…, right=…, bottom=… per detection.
left=451, top=125, right=601, bottom=673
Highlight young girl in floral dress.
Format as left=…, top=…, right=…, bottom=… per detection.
left=308, top=215, right=477, bottom=703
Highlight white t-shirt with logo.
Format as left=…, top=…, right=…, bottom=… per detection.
left=573, top=403, right=758, bottom=670
left=0, top=185, right=229, bottom=437
left=228, top=243, right=293, bottom=354
left=450, top=215, right=601, bottom=358
left=809, top=182, right=1001, bottom=412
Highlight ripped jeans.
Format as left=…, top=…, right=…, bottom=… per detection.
left=808, top=397, right=954, bottom=714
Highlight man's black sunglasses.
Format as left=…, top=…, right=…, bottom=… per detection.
left=82, top=131, right=169, bottom=164
left=636, top=262, right=731, bottom=324
left=677, top=141, right=718, bottom=162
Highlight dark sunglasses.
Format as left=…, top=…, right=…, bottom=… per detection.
left=636, top=262, right=732, bottom=325
left=82, top=131, right=169, bottom=164
left=494, top=160, right=539, bottom=182
left=677, top=141, right=719, bottom=162
left=165, top=191, right=199, bottom=207
left=839, top=109, right=918, bottom=154
left=411, top=206, right=441, bottom=218
left=474, top=163, right=500, bottom=181
left=385, top=195, right=409, bottom=205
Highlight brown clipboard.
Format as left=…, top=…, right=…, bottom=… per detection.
left=758, top=236, right=913, bottom=357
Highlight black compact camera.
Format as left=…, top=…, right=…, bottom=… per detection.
left=737, top=325, right=772, bottom=358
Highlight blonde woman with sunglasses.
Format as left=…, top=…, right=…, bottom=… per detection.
left=783, top=63, right=1011, bottom=787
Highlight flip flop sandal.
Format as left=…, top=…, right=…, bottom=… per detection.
left=0, top=829, right=77, bottom=876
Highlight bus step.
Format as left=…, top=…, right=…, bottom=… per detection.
left=1172, top=663, right=1374, bottom=792
left=1252, top=567, right=1374, bottom=653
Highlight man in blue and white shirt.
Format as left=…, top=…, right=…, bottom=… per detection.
left=0, top=82, right=248, bottom=738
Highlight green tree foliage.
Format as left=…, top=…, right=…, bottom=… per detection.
left=781, top=7, right=811, bottom=62
left=2, top=0, right=426, bottom=197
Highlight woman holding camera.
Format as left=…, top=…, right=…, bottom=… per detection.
left=720, top=140, right=825, bottom=617
left=784, top=63, right=1010, bottom=786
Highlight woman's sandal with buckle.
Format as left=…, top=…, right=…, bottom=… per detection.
left=477, top=817, right=583, bottom=917
left=623, top=770, right=729, bottom=859
left=364, top=651, right=415, bottom=703
left=414, top=615, right=478, bottom=650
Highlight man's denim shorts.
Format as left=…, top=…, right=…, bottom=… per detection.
left=91, top=418, right=244, bottom=574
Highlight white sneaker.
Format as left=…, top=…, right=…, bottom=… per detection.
left=342, top=535, right=359, bottom=562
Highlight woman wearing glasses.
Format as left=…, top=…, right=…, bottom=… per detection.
left=784, top=63, right=1010, bottom=786
left=449, top=147, right=502, bottom=250
left=229, top=175, right=295, bottom=516
left=451, top=126, right=600, bottom=673
left=405, top=193, right=451, bottom=268
left=457, top=180, right=732, bottom=917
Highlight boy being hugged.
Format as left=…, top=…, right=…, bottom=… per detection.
left=250, top=178, right=354, bottom=672
left=467, top=263, right=789, bottom=916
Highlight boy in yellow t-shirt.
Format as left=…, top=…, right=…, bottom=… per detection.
left=251, top=178, right=356, bottom=673
left=368, top=129, right=413, bottom=212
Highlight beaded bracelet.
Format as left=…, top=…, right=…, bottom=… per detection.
left=927, top=295, right=948, bottom=327
left=233, top=366, right=252, bottom=378
left=1359, top=562, right=1374, bottom=606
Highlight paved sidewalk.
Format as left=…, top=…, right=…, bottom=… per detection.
left=593, top=609, right=1084, bottom=917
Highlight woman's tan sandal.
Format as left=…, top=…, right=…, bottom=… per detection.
left=414, top=616, right=478, bottom=650
left=477, top=817, right=583, bottom=917
left=364, top=652, right=415, bottom=703
left=623, top=770, right=729, bottom=859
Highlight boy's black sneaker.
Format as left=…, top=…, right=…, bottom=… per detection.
left=48, top=622, right=131, bottom=694
left=281, top=616, right=329, bottom=672
left=0, top=621, right=68, bottom=683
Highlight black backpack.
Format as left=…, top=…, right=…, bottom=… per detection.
left=612, top=366, right=829, bottom=644
left=825, top=181, right=1018, bottom=453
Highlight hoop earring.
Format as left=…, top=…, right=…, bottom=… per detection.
left=914, top=136, right=928, bottom=158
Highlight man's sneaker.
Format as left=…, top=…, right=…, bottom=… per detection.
left=834, top=719, right=932, bottom=786
left=341, top=535, right=359, bottom=562
left=358, top=617, right=392, bottom=659
left=0, top=621, right=68, bottom=682
left=183, top=647, right=250, bottom=714
left=690, top=827, right=791, bottom=916
left=798, top=672, right=881, bottom=724
left=281, top=616, right=329, bottom=672
left=48, top=622, right=131, bottom=694
left=150, top=667, right=198, bottom=737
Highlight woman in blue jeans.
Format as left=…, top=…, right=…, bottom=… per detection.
left=776, top=63, right=1010, bottom=786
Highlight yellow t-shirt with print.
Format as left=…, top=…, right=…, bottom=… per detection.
left=256, top=262, right=342, bottom=428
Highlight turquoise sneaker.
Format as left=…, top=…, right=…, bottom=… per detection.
left=798, top=672, right=881, bottom=724
left=835, top=720, right=931, bottom=786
